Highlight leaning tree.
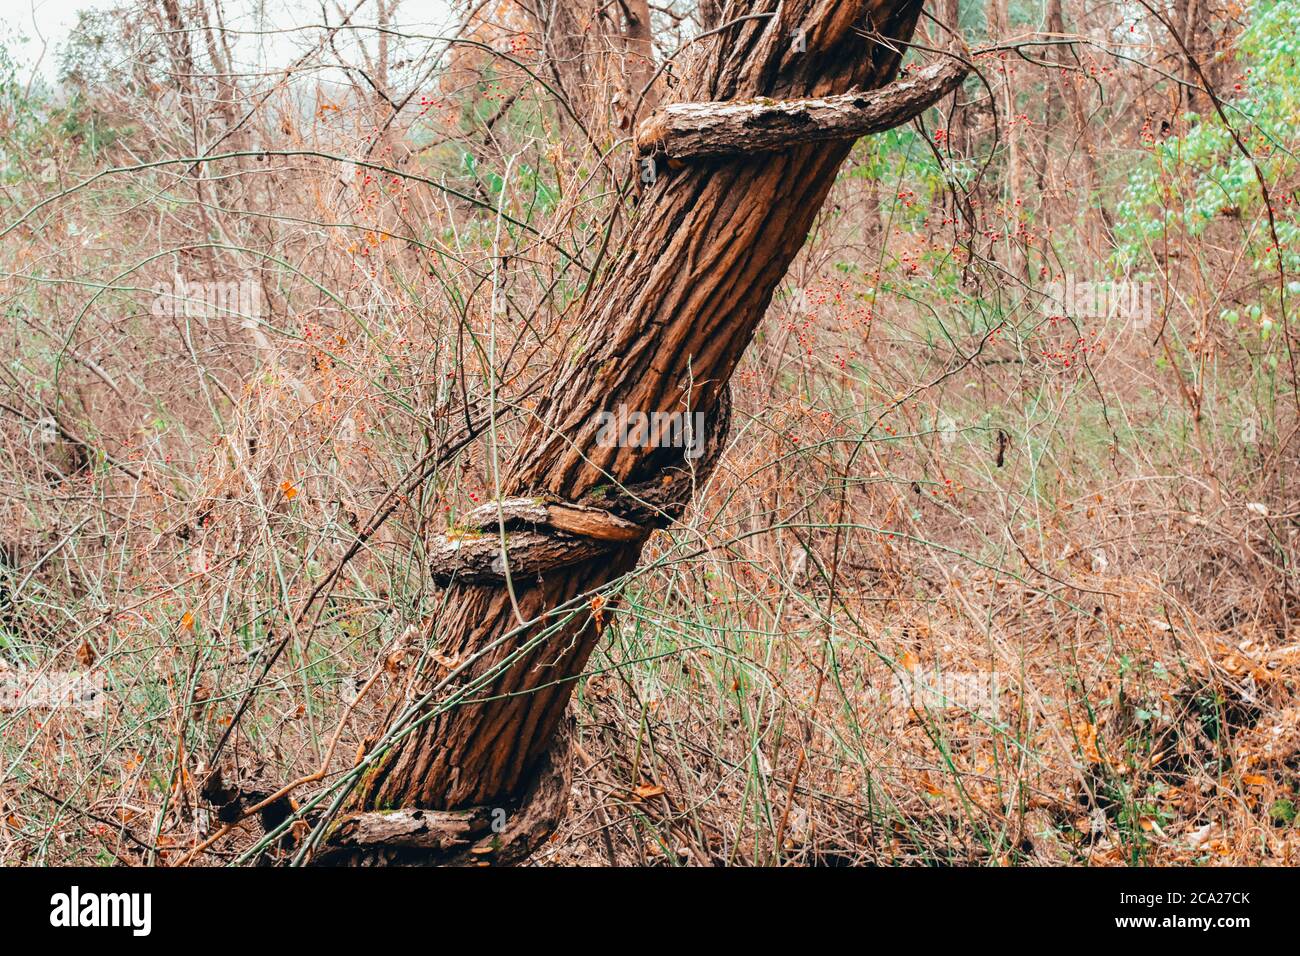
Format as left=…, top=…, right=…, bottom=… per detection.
left=312, top=0, right=967, bottom=864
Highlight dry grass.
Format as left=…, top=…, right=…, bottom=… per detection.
left=1, top=0, right=1297, bottom=866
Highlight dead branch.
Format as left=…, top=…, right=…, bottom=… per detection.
left=635, top=56, right=969, bottom=160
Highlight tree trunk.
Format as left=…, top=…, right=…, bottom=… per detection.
left=698, top=0, right=725, bottom=31
left=526, top=0, right=660, bottom=131
left=1046, top=0, right=1112, bottom=233
left=325, top=0, right=937, bottom=863
left=621, top=0, right=660, bottom=115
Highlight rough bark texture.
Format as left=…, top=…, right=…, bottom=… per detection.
left=636, top=57, right=967, bottom=159
left=325, top=0, right=931, bottom=863
left=427, top=486, right=698, bottom=584
left=313, top=719, right=574, bottom=866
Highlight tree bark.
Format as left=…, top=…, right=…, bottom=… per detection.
left=636, top=58, right=966, bottom=160
left=698, top=0, right=725, bottom=31
left=324, top=0, right=936, bottom=863
left=621, top=0, right=660, bottom=115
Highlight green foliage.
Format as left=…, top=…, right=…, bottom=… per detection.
left=1116, top=0, right=1300, bottom=279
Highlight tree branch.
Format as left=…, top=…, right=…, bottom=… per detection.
left=635, top=56, right=969, bottom=160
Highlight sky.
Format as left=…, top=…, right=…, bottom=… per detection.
left=3, top=0, right=461, bottom=88
left=5, top=0, right=121, bottom=81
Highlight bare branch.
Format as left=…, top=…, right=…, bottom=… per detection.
left=636, top=56, right=969, bottom=160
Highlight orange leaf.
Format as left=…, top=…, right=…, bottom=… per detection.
left=1075, top=721, right=1102, bottom=764
left=633, top=784, right=666, bottom=800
